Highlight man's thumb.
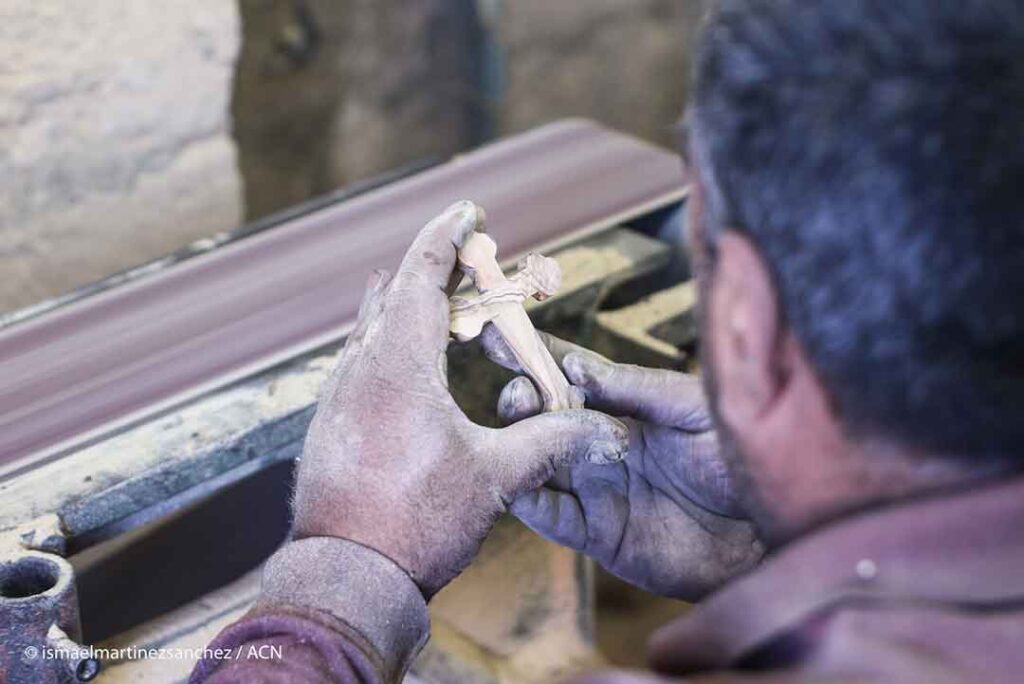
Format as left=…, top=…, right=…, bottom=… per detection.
left=484, top=409, right=628, bottom=498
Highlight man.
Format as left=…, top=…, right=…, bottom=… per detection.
left=192, top=0, right=1024, bottom=682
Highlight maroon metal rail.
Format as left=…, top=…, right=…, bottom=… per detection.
left=0, top=120, right=684, bottom=476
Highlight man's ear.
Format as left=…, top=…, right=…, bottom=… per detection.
left=708, top=231, right=786, bottom=426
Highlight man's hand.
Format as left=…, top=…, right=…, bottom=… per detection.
left=291, top=201, right=629, bottom=598
left=482, top=330, right=764, bottom=601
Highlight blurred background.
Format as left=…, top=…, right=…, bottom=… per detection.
left=0, top=0, right=703, bottom=315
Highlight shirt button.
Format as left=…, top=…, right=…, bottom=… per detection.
left=855, top=558, right=878, bottom=581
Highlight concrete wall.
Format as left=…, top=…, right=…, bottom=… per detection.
left=0, top=1, right=242, bottom=312
left=233, top=0, right=701, bottom=222
left=233, top=0, right=485, bottom=220
left=497, top=0, right=703, bottom=147
left=0, top=0, right=701, bottom=314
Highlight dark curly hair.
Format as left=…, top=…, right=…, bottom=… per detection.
left=690, top=0, right=1024, bottom=460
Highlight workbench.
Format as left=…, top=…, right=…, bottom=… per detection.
left=0, top=121, right=696, bottom=683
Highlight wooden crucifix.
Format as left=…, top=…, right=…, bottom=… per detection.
left=449, top=232, right=582, bottom=412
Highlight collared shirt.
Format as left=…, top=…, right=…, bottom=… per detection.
left=191, top=476, right=1024, bottom=684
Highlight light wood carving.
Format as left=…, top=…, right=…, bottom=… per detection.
left=450, top=232, right=582, bottom=412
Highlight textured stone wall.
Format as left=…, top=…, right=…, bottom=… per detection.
left=235, top=0, right=702, bottom=220
left=0, top=1, right=242, bottom=312
left=0, top=0, right=701, bottom=314
left=497, top=0, right=704, bottom=148
left=328, top=0, right=487, bottom=185
left=231, top=0, right=349, bottom=220
left=233, top=0, right=485, bottom=220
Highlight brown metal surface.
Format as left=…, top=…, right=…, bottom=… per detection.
left=0, top=120, right=684, bottom=475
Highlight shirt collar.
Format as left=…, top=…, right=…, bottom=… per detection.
left=647, top=475, right=1024, bottom=673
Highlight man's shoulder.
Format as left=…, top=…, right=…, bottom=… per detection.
left=787, top=597, right=1024, bottom=684
left=647, top=477, right=1024, bottom=683
left=574, top=602, right=1024, bottom=684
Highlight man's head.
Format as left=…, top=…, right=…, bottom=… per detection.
left=685, top=0, right=1024, bottom=543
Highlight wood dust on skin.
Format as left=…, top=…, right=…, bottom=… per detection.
left=519, top=249, right=695, bottom=671
left=20, top=229, right=683, bottom=681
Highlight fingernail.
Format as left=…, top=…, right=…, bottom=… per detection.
left=446, top=200, right=484, bottom=247
left=499, top=378, right=529, bottom=416
left=368, top=268, right=389, bottom=291
left=564, top=353, right=612, bottom=387
left=585, top=439, right=626, bottom=465
left=510, top=377, right=531, bottom=405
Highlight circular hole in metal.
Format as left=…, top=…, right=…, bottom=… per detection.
left=0, top=557, right=61, bottom=599
left=77, top=657, right=101, bottom=681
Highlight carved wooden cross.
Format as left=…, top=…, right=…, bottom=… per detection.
left=449, top=232, right=582, bottom=412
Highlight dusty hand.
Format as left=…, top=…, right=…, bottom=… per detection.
left=291, top=202, right=629, bottom=598
left=483, top=330, right=764, bottom=600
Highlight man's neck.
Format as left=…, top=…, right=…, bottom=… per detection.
left=762, top=439, right=1013, bottom=549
